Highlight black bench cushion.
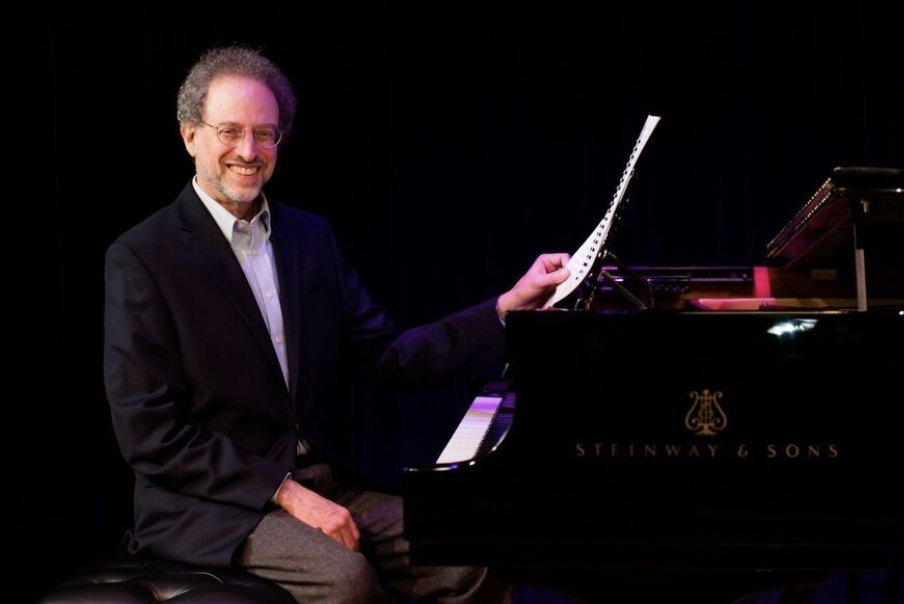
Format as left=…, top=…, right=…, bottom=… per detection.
left=37, top=553, right=294, bottom=604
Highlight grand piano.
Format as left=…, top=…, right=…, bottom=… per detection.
left=402, top=167, right=904, bottom=604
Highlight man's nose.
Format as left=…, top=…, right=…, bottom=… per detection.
left=233, top=132, right=260, bottom=158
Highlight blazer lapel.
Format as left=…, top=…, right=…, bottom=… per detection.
left=175, top=185, right=287, bottom=389
left=269, top=207, right=303, bottom=402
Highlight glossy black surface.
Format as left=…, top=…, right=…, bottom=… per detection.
left=404, top=310, right=904, bottom=573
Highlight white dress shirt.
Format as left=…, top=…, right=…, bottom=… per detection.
left=192, top=180, right=309, bottom=501
left=192, top=178, right=289, bottom=386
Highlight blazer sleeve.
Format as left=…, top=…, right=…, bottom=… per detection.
left=283, top=209, right=508, bottom=391
left=330, top=231, right=507, bottom=386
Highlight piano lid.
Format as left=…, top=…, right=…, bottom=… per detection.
left=766, top=166, right=904, bottom=268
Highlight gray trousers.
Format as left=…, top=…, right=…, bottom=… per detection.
left=236, top=462, right=513, bottom=604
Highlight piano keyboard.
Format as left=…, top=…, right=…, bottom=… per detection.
left=436, top=391, right=514, bottom=464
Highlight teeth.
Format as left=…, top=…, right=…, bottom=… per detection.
left=231, top=166, right=257, bottom=175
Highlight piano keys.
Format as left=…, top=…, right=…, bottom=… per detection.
left=435, top=384, right=514, bottom=464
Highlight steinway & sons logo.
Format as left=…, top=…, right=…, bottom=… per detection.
left=573, top=387, right=841, bottom=462
left=685, top=388, right=727, bottom=436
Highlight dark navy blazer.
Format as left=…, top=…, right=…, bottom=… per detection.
left=103, top=181, right=505, bottom=566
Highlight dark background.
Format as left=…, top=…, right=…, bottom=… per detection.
left=20, top=1, right=901, bottom=602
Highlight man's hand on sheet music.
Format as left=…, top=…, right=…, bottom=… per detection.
left=496, top=253, right=571, bottom=323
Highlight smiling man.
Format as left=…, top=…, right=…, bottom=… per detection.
left=182, top=74, right=280, bottom=217
left=102, top=45, right=570, bottom=604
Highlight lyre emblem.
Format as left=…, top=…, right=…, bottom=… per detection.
left=685, top=389, right=728, bottom=436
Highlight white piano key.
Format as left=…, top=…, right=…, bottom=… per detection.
left=436, top=394, right=503, bottom=464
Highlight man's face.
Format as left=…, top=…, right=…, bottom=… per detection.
left=181, top=75, right=279, bottom=218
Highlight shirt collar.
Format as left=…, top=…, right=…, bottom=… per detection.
left=192, top=176, right=271, bottom=244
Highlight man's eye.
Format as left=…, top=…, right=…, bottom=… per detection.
left=219, top=128, right=241, bottom=140
left=255, top=128, right=277, bottom=142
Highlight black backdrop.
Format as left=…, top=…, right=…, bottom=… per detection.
left=21, top=1, right=901, bottom=602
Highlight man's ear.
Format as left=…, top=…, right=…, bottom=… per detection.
left=180, top=123, right=197, bottom=157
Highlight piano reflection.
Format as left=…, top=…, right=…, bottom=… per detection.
left=402, top=167, right=904, bottom=604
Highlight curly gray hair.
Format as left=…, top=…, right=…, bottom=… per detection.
left=176, top=46, right=298, bottom=141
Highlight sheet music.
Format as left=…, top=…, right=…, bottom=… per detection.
left=543, top=115, right=661, bottom=309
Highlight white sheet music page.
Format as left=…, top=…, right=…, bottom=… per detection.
left=543, top=115, right=661, bottom=309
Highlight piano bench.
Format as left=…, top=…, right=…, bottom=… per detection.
left=36, top=552, right=295, bottom=604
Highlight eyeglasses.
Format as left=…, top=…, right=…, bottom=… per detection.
left=199, top=121, right=282, bottom=149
